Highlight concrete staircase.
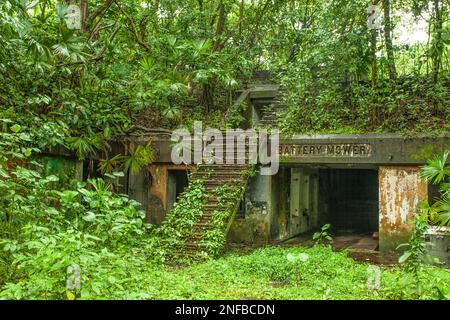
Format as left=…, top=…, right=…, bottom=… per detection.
left=169, top=163, right=250, bottom=261
left=189, top=164, right=248, bottom=252
left=162, top=84, right=288, bottom=261
left=259, top=87, right=287, bottom=127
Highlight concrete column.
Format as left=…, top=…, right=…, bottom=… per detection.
left=378, top=166, right=428, bottom=252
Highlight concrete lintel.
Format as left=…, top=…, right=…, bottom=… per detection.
left=235, top=84, right=280, bottom=99
left=49, top=132, right=450, bottom=167
left=280, top=134, right=450, bottom=165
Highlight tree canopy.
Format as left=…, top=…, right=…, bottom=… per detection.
left=0, top=0, right=448, bottom=148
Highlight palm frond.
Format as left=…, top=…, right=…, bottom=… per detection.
left=420, top=151, right=449, bottom=183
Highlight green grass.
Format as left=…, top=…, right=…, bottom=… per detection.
left=2, top=244, right=449, bottom=300
left=89, top=246, right=450, bottom=300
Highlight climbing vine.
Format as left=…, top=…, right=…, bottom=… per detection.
left=155, top=169, right=209, bottom=263
left=199, top=166, right=255, bottom=259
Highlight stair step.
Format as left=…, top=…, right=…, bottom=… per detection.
left=199, top=164, right=248, bottom=169
left=185, top=242, right=209, bottom=249
left=203, top=181, right=242, bottom=186
left=197, top=171, right=247, bottom=176
left=204, top=203, right=228, bottom=209
left=198, top=169, right=248, bottom=173
left=193, top=221, right=214, bottom=227
left=164, top=162, right=249, bottom=261
left=203, top=208, right=228, bottom=214
left=195, top=171, right=245, bottom=175
left=198, top=215, right=214, bottom=221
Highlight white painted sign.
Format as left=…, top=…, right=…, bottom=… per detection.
left=367, top=4, right=382, bottom=30
left=66, top=5, right=81, bottom=30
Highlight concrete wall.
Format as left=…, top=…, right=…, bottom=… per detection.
left=231, top=164, right=428, bottom=253
left=227, top=171, right=272, bottom=245
left=280, top=134, right=450, bottom=166
left=128, top=164, right=194, bottom=225
left=379, top=166, right=428, bottom=252
left=228, top=166, right=321, bottom=245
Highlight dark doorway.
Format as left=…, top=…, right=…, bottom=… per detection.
left=319, top=169, right=379, bottom=234
left=167, top=170, right=189, bottom=210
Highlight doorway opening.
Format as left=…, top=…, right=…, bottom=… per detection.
left=319, top=169, right=379, bottom=234
left=275, top=166, right=380, bottom=250
left=318, top=168, right=379, bottom=250
left=167, top=169, right=189, bottom=211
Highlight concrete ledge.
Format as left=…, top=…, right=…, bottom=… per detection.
left=280, top=134, right=450, bottom=165
left=44, top=133, right=450, bottom=167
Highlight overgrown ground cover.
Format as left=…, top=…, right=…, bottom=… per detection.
left=2, top=241, right=449, bottom=300
left=153, top=246, right=450, bottom=300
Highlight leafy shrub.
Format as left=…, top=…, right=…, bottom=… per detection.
left=420, top=152, right=450, bottom=226
left=0, top=123, right=152, bottom=299
left=313, top=224, right=333, bottom=245
left=155, top=176, right=207, bottom=261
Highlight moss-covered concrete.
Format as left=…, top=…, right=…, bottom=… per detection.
left=227, top=172, right=271, bottom=245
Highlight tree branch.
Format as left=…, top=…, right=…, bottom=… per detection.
left=86, top=0, right=115, bottom=30
left=92, top=25, right=121, bottom=61
left=114, top=0, right=152, bottom=53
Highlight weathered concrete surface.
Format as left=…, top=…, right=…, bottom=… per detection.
left=227, top=173, right=271, bottom=245
left=146, top=134, right=450, bottom=166
left=280, top=134, right=450, bottom=165
left=271, top=167, right=290, bottom=241
left=288, top=168, right=319, bottom=236
left=425, top=227, right=450, bottom=268
left=379, top=166, right=428, bottom=252
left=46, top=132, right=449, bottom=168
left=128, top=164, right=193, bottom=225
left=236, top=84, right=280, bottom=99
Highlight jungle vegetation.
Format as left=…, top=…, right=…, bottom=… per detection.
left=1, top=0, right=448, bottom=142
left=0, top=0, right=449, bottom=300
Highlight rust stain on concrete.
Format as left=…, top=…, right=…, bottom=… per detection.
left=379, top=166, right=428, bottom=252
left=146, top=164, right=194, bottom=225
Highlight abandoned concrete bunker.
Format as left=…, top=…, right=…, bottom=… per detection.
left=46, top=84, right=450, bottom=255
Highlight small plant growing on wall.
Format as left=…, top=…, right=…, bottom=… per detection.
left=394, top=206, right=440, bottom=298
left=313, top=224, right=333, bottom=245
left=398, top=208, right=434, bottom=270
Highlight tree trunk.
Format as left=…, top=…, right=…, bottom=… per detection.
left=382, top=0, right=397, bottom=81
left=432, top=0, right=442, bottom=83
left=370, top=30, right=377, bottom=88
left=213, top=1, right=226, bottom=51
left=202, top=83, right=214, bottom=113
left=370, top=29, right=379, bottom=126
left=238, top=0, right=244, bottom=37
left=80, top=0, right=88, bottom=33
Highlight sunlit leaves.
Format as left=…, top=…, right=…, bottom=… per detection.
left=190, top=39, right=212, bottom=59
left=420, top=152, right=450, bottom=184
left=123, top=143, right=155, bottom=175
left=10, top=124, right=21, bottom=133
left=421, top=152, right=450, bottom=227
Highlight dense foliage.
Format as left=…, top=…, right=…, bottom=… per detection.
left=1, top=0, right=448, bottom=143
left=0, top=123, right=154, bottom=298
left=421, top=152, right=450, bottom=226
left=0, top=0, right=449, bottom=300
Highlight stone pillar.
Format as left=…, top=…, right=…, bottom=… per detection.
left=378, top=166, right=428, bottom=252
